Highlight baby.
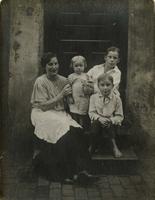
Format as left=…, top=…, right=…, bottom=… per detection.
left=68, top=55, right=94, bottom=130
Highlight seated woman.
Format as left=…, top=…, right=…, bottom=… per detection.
left=30, top=52, right=94, bottom=183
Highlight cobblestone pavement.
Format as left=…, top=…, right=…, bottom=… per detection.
left=1, top=153, right=154, bottom=200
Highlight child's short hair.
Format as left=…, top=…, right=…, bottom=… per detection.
left=97, top=73, right=114, bottom=85
left=70, top=55, right=87, bottom=69
left=106, top=46, right=120, bottom=56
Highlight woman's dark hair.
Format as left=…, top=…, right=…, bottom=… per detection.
left=41, top=52, right=57, bottom=68
left=97, top=73, right=114, bottom=85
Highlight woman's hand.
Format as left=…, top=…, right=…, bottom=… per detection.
left=61, top=84, right=72, bottom=97
left=98, top=117, right=111, bottom=127
left=38, top=84, right=72, bottom=111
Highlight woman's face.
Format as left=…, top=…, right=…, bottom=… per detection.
left=46, top=57, right=59, bottom=78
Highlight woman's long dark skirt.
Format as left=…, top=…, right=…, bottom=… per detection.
left=33, top=127, right=91, bottom=181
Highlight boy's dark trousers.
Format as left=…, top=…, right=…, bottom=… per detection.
left=90, top=120, right=118, bottom=154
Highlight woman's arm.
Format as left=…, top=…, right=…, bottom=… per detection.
left=37, top=84, right=72, bottom=111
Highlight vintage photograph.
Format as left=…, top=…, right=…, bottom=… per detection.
left=0, top=0, right=155, bottom=199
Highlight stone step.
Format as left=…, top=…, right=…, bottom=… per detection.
left=92, top=149, right=138, bottom=161
left=90, top=148, right=139, bottom=175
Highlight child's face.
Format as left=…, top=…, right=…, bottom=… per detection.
left=104, top=51, right=119, bottom=68
left=98, top=79, right=113, bottom=96
left=73, top=60, right=85, bottom=75
left=46, top=57, right=59, bottom=77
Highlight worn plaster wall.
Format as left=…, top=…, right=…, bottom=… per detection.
left=127, top=0, right=155, bottom=138
left=8, top=0, right=43, bottom=146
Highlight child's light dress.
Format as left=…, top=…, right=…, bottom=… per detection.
left=68, top=73, right=93, bottom=115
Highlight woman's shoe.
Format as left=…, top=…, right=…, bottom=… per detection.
left=76, top=171, right=99, bottom=185
left=63, top=178, right=74, bottom=184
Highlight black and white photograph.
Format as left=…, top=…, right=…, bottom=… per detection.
left=0, top=0, right=155, bottom=199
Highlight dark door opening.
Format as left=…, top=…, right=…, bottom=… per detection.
left=0, top=0, right=10, bottom=152
left=44, top=0, right=128, bottom=102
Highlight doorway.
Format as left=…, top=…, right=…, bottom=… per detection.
left=44, top=0, right=128, bottom=100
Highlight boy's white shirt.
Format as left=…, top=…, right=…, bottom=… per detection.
left=87, top=63, right=121, bottom=95
left=88, top=91, right=124, bottom=125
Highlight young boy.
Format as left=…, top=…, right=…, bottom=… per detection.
left=87, top=46, right=121, bottom=95
left=89, top=73, right=123, bottom=157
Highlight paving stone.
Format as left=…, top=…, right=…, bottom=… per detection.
left=49, top=182, right=61, bottom=199
left=3, top=177, right=18, bottom=185
left=50, top=182, right=61, bottom=189
left=125, top=188, right=138, bottom=196
left=36, top=185, right=49, bottom=198
left=49, top=196, right=61, bottom=200
left=127, top=193, right=144, bottom=200
left=3, top=184, right=17, bottom=200
left=88, top=198, right=101, bottom=200
left=87, top=193, right=100, bottom=198
left=111, top=185, right=126, bottom=197
left=97, top=178, right=110, bottom=189
left=119, top=176, right=135, bottom=189
left=62, top=184, right=73, bottom=190
left=98, top=176, right=109, bottom=184
left=130, top=176, right=143, bottom=185
left=62, top=197, right=75, bottom=200
left=108, top=176, right=121, bottom=185
left=100, top=188, right=112, bottom=194
left=75, top=187, right=88, bottom=199
left=19, top=198, right=34, bottom=200
left=87, top=187, right=100, bottom=198
left=100, top=191, right=115, bottom=200
left=26, top=182, right=37, bottom=190
left=38, top=177, right=49, bottom=186
left=87, top=187, right=98, bottom=192
left=17, top=188, right=35, bottom=199
left=62, top=184, right=74, bottom=196
left=62, top=190, right=74, bottom=196
left=49, top=188, right=61, bottom=199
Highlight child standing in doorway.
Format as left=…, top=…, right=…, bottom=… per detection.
left=87, top=46, right=121, bottom=95
left=89, top=73, right=124, bottom=157
left=68, top=55, right=94, bottom=130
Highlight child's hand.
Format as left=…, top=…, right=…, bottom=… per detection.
left=98, top=117, right=111, bottom=127
left=83, top=80, right=94, bottom=95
